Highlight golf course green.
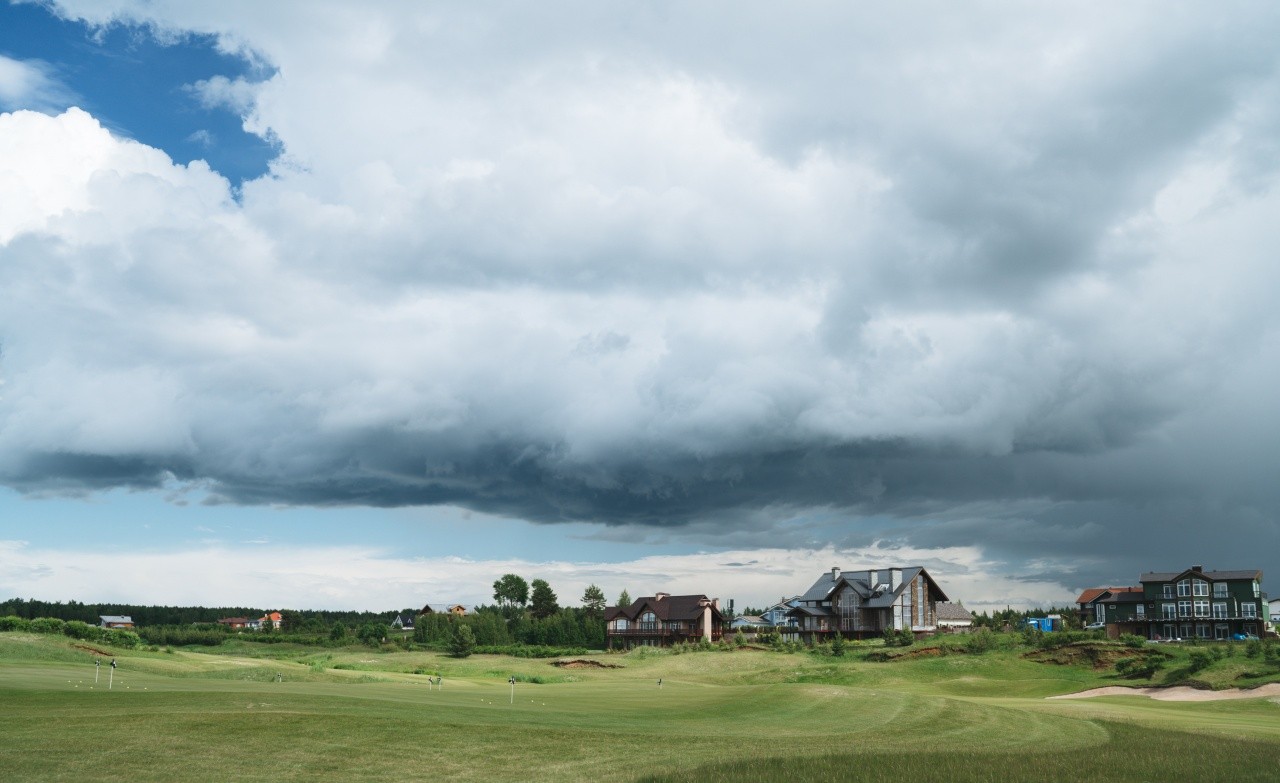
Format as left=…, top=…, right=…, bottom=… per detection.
left=3, top=632, right=1279, bottom=782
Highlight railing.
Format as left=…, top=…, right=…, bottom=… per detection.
left=608, top=628, right=723, bottom=640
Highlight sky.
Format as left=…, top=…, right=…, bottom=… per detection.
left=2, top=1, right=1279, bottom=614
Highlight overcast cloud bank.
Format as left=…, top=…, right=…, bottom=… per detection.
left=2, top=2, right=1279, bottom=596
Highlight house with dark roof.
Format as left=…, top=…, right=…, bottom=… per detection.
left=787, top=566, right=949, bottom=641
left=605, top=593, right=725, bottom=648
left=1078, top=566, right=1265, bottom=640
left=935, top=602, right=974, bottom=632
left=729, top=614, right=769, bottom=631
left=391, top=613, right=416, bottom=631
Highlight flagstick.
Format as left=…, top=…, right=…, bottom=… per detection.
left=109, top=666, right=114, bottom=691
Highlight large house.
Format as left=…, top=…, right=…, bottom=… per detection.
left=787, top=566, right=948, bottom=641
left=1078, top=565, right=1265, bottom=640
left=605, top=593, right=725, bottom=649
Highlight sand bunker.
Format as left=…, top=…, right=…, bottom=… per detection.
left=1050, top=683, right=1280, bottom=702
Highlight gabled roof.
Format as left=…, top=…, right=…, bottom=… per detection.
left=1140, top=568, right=1261, bottom=583
left=935, top=602, right=973, bottom=622
left=797, top=566, right=949, bottom=607
left=1076, top=587, right=1142, bottom=605
left=605, top=594, right=724, bottom=623
left=99, top=615, right=133, bottom=624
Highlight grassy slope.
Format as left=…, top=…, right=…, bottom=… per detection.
left=3, top=634, right=1279, bottom=782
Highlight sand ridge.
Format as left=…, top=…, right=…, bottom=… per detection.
left=1050, top=683, right=1280, bottom=701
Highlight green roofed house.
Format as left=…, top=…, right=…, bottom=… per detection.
left=1079, top=565, right=1265, bottom=641
left=786, top=566, right=949, bottom=641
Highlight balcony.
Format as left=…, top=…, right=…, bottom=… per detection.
left=608, top=627, right=722, bottom=641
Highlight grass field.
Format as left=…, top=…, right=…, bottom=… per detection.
left=3, top=633, right=1280, bottom=782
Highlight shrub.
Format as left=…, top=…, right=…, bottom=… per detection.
left=831, top=634, right=847, bottom=657
left=1116, top=656, right=1164, bottom=679
left=733, top=630, right=746, bottom=648
left=1118, top=634, right=1146, bottom=648
left=449, top=624, right=476, bottom=658
left=1245, top=638, right=1263, bottom=659
left=1187, top=649, right=1213, bottom=673
left=0, top=616, right=30, bottom=632
left=28, top=617, right=66, bottom=635
left=965, top=629, right=996, bottom=654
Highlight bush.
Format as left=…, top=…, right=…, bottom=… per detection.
left=28, top=617, right=66, bottom=635
left=0, top=615, right=30, bottom=632
left=1245, top=638, right=1263, bottom=659
left=1118, top=634, right=1146, bottom=648
left=1116, top=656, right=1164, bottom=679
left=831, top=634, right=847, bottom=657
left=965, top=629, right=996, bottom=654
left=733, top=630, right=746, bottom=648
left=449, top=624, right=476, bottom=658
left=1187, top=649, right=1213, bottom=673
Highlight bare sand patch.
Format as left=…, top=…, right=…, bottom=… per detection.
left=1051, top=683, right=1280, bottom=701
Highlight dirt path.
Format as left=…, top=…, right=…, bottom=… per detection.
left=1050, top=683, right=1280, bottom=701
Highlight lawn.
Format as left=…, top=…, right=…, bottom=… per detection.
left=2, top=634, right=1279, bottom=782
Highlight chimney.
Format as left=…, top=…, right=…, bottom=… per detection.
left=831, top=566, right=841, bottom=582
left=868, top=570, right=878, bottom=589
left=1191, top=565, right=1203, bottom=573
left=888, top=568, right=902, bottom=590
left=655, top=592, right=668, bottom=601
left=713, top=598, right=720, bottom=611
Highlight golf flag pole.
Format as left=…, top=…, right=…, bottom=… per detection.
left=109, top=659, right=115, bottom=690
left=95, top=659, right=100, bottom=684
left=509, top=676, right=515, bottom=704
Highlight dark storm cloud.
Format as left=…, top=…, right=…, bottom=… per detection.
left=4, top=2, right=1280, bottom=592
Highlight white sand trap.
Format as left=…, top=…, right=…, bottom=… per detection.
left=1050, top=683, right=1280, bottom=701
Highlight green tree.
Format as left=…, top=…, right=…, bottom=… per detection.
left=493, top=574, right=530, bottom=609
left=449, top=624, right=476, bottom=658
left=831, top=633, right=847, bottom=657
left=329, top=622, right=347, bottom=642
left=581, top=584, right=606, bottom=614
left=530, top=579, right=559, bottom=619
left=617, top=589, right=631, bottom=608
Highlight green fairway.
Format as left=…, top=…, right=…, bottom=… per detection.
left=3, top=634, right=1280, bottom=782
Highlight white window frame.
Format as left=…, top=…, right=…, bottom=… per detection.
left=1242, top=603, right=1257, bottom=619
left=1135, top=604, right=1145, bottom=618
left=1177, top=600, right=1192, bottom=617
left=1196, top=623, right=1210, bottom=639
left=1193, top=600, right=1209, bottom=617
left=1213, top=582, right=1228, bottom=598
left=1163, top=584, right=1174, bottom=599
left=1177, top=580, right=1191, bottom=598
left=1162, top=603, right=1176, bottom=619
left=1212, top=602, right=1227, bottom=619
left=1192, top=580, right=1209, bottom=597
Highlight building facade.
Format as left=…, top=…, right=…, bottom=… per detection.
left=1080, top=566, right=1265, bottom=640
left=786, top=566, right=948, bottom=641
left=605, top=593, right=725, bottom=648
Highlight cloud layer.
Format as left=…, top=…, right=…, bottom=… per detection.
left=3, top=3, right=1280, bottom=591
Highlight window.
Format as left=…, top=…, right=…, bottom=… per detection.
left=638, top=611, right=658, bottom=631
left=1162, top=603, right=1176, bottom=619
left=1193, top=600, right=1209, bottom=617
left=1162, top=623, right=1177, bottom=640
left=1253, top=581, right=1261, bottom=598
left=1095, top=605, right=1105, bottom=623
left=1242, top=603, right=1257, bottom=619
left=1212, top=602, right=1227, bottom=619
left=1192, top=580, right=1208, bottom=597
left=614, top=618, right=629, bottom=630
left=1213, top=582, right=1228, bottom=598
left=1245, top=623, right=1257, bottom=636
left=1196, top=623, right=1210, bottom=639
left=1180, top=623, right=1192, bottom=639
left=1163, top=584, right=1174, bottom=599
left=1178, top=600, right=1192, bottom=617
left=1135, top=604, right=1145, bottom=618
left=1177, top=580, right=1191, bottom=597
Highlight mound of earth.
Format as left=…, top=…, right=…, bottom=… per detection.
left=1051, top=683, right=1280, bottom=701
left=1023, top=642, right=1160, bottom=670
left=72, top=643, right=115, bottom=657
left=552, top=659, right=622, bottom=669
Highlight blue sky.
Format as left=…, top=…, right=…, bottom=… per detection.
left=0, top=1, right=272, bottom=184
left=2, top=1, right=1279, bottom=613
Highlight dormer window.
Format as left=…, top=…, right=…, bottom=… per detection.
left=1192, top=580, right=1208, bottom=597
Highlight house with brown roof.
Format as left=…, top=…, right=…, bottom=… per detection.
left=99, top=615, right=134, bottom=629
left=605, top=593, right=725, bottom=649
left=787, top=566, right=949, bottom=641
